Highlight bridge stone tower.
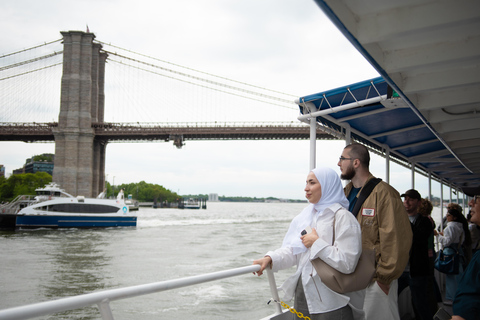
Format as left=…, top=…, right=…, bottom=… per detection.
left=52, top=31, right=107, bottom=197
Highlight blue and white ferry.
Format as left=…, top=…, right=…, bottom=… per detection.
left=1, top=183, right=136, bottom=229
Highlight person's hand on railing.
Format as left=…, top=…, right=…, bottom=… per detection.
left=253, top=256, right=272, bottom=276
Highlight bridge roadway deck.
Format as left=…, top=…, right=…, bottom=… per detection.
left=0, top=122, right=336, bottom=143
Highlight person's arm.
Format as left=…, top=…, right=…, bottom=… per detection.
left=253, top=246, right=298, bottom=277
left=437, top=225, right=454, bottom=247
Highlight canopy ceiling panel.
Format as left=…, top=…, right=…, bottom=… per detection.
left=299, top=0, right=480, bottom=191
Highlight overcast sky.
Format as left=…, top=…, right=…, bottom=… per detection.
left=0, top=0, right=453, bottom=200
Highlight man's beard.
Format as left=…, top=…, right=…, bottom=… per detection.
left=341, top=164, right=356, bottom=180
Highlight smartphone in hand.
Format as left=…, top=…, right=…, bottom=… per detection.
left=301, top=226, right=312, bottom=236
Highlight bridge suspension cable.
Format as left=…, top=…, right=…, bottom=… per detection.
left=0, top=62, right=62, bottom=81
left=96, top=40, right=297, bottom=98
left=0, top=38, right=62, bottom=59
left=107, top=54, right=296, bottom=110
left=0, top=51, right=63, bottom=72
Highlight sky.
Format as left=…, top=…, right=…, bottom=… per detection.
left=0, top=0, right=456, bottom=201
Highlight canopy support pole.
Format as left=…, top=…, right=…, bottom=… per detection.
left=428, top=172, right=432, bottom=201
left=309, top=117, right=316, bottom=170
left=440, top=182, right=445, bottom=230
left=411, top=162, right=415, bottom=189
left=345, top=124, right=351, bottom=145
left=385, top=147, right=390, bottom=184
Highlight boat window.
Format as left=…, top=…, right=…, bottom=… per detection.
left=48, top=203, right=120, bottom=213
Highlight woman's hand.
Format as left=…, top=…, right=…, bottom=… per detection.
left=434, top=230, right=443, bottom=236
left=301, top=228, right=319, bottom=248
left=253, top=256, right=272, bottom=276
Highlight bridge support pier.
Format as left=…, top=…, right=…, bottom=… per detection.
left=52, top=31, right=108, bottom=197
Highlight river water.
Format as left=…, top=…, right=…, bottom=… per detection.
left=0, top=202, right=307, bottom=320
left=0, top=202, right=448, bottom=320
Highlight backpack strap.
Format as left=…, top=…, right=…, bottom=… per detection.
left=351, top=178, right=382, bottom=217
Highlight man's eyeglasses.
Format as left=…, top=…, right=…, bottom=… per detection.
left=339, top=157, right=354, bottom=161
left=475, top=195, right=480, bottom=202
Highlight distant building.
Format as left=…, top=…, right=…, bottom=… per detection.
left=12, top=167, right=24, bottom=175
left=13, top=153, right=55, bottom=176
left=208, top=193, right=219, bottom=202
left=0, top=165, right=4, bottom=177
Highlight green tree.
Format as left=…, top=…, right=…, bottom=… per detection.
left=0, top=172, right=52, bottom=202
left=114, top=181, right=179, bottom=202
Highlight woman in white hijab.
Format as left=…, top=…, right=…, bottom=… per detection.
left=254, top=167, right=364, bottom=320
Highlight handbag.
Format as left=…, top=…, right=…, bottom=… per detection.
left=434, top=244, right=460, bottom=275
left=311, top=213, right=376, bottom=293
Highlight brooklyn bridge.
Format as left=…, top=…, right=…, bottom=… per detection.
left=0, top=31, right=335, bottom=197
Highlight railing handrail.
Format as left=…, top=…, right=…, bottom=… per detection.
left=0, top=264, right=274, bottom=320
left=0, top=195, right=37, bottom=214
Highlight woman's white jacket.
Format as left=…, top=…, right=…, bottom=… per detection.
left=266, top=203, right=363, bottom=314
left=438, top=221, right=464, bottom=248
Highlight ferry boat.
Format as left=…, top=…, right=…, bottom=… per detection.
left=0, top=183, right=136, bottom=229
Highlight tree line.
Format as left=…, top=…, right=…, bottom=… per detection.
left=0, top=172, right=180, bottom=203
left=0, top=172, right=306, bottom=203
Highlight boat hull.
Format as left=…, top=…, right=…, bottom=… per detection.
left=0, top=214, right=17, bottom=230
left=183, top=205, right=201, bottom=209
left=15, top=215, right=137, bottom=228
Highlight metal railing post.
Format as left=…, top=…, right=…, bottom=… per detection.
left=266, top=268, right=283, bottom=315
left=97, top=300, right=115, bottom=320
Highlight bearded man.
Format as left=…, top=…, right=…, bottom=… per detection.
left=338, top=143, right=412, bottom=320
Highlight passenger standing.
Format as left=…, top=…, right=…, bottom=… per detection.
left=253, top=167, right=364, bottom=320
left=337, top=143, right=412, bottom=320
left=467, top=211, right=480, bottom=255
left=434, top=208, right=468, bottom=305
left=418, top=197, right=443, bottom=309
left=452, top=195, right=480, bottom=320
left=444, top=204, right=473, bottom=266
left=399, top=189, right=436, bottom=320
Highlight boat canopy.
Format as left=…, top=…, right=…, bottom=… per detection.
left=297, top=0, right=480, bottom=193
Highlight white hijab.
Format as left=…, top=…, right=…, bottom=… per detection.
left=282, top=167, right=349, bottom=255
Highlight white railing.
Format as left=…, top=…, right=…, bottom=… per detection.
left=0, top=265, right=283, bottom=320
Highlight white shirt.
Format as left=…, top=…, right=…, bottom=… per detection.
left=266, top=203, right=363, bottom=314
left=438, top=221, right=464, bottom=248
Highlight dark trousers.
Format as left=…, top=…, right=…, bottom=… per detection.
left=398, top=271, right=435, bottom=320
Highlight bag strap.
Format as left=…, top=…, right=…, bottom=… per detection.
left=331, top=206, right=343, bottom=245
left=351, top=178, right=382, bottom=217
left=332, top=214, right=336, bottom=245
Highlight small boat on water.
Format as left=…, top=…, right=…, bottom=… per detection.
left=183, top=198, right=201, bottom=209
left=178, top=198, right=207, bottom=209
left=0, top=183, right=137, bottom=229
